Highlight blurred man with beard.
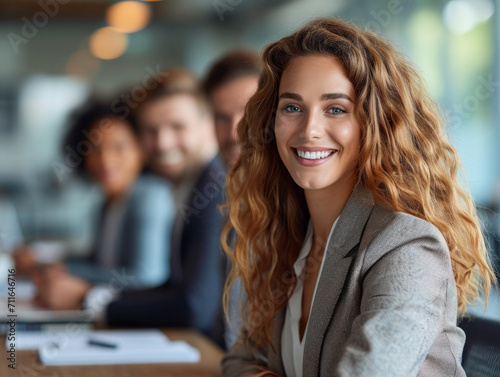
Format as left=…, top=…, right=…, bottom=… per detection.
left=104, top=69, right=227, bottom=345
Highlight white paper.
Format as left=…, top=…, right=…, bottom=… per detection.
left=13, top=329, right=200, bottom=365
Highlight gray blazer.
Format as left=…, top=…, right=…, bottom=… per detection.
left=222, top=185, right=466, bottom=377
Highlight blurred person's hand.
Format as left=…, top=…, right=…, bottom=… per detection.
left=13, top=245, right=37, bottom=276
left=34, top=267, right=91, bottom=310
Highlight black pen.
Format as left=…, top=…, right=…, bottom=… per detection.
left=87, top=338, right=118, bottom=349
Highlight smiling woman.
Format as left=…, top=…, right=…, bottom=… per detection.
left=221, top=17, right=495, bottom=377
left=275, top=55, right=360, bottom=191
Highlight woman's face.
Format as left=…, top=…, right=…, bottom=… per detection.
left=274, top=54, right=361, bottom=193
left=84, top=119, right=144, bottom=198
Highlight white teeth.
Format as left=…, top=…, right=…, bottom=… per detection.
left=160, top=149, right=183, bottom=165
left=296, top=149, right=334, bottom=160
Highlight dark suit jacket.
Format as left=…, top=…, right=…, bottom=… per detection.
left=223, top=185, right=466, bottom=376
left=106, top=155, right=227, bottom=347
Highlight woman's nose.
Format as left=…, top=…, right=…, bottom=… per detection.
left=300, top=111, right=323, bottom=140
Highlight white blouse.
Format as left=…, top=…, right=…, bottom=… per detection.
left=281, top=217, right=339, bottom=377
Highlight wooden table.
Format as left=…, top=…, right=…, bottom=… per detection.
left=0, top=329, right=224, bottom=377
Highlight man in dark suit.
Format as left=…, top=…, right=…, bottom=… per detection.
left=102, top=70, right=227, bottom=345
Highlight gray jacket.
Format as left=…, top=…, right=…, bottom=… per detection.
left=222, top=185, right=466, bottom=377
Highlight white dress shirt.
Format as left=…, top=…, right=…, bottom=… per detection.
left=281, top=217, right=339, bottom=377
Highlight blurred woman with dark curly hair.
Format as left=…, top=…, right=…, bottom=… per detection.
left=221, top=17, right=495, bottom=377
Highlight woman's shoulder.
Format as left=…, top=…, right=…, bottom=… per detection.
left=359, top=204, right=450, bottom=272
left=368, top=205, right=446, bottom=242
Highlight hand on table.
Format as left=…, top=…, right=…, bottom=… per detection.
left=34, top=266, right=92, bottom=310
left=13, top=245, right=37, bottom=276
left=13, top=245, right=66, bottom=276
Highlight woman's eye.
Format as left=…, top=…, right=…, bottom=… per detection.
left=283, top=105, right=301, bottom=112
left=328, top=107, right=346, bottom=115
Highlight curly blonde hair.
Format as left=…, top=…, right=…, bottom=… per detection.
left=222, top=17, right=496, bottom=351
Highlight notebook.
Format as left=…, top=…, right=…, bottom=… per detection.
left=31, top=329, right=200, bottom=365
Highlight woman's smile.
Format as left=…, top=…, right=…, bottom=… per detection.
left=293, top=147, right=337, bottom=166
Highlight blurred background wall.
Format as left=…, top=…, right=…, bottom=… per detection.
left=0, top=0, right=498, bottom=258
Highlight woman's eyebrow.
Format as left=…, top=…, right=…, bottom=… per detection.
left=320, top=93, right=354, bottom=102
left=279, top=92, right=302, bottom=101
left=278, top=92, right=354, bottom=103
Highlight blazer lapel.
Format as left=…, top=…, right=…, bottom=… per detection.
left=303, top=185, right=374, bottom=376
